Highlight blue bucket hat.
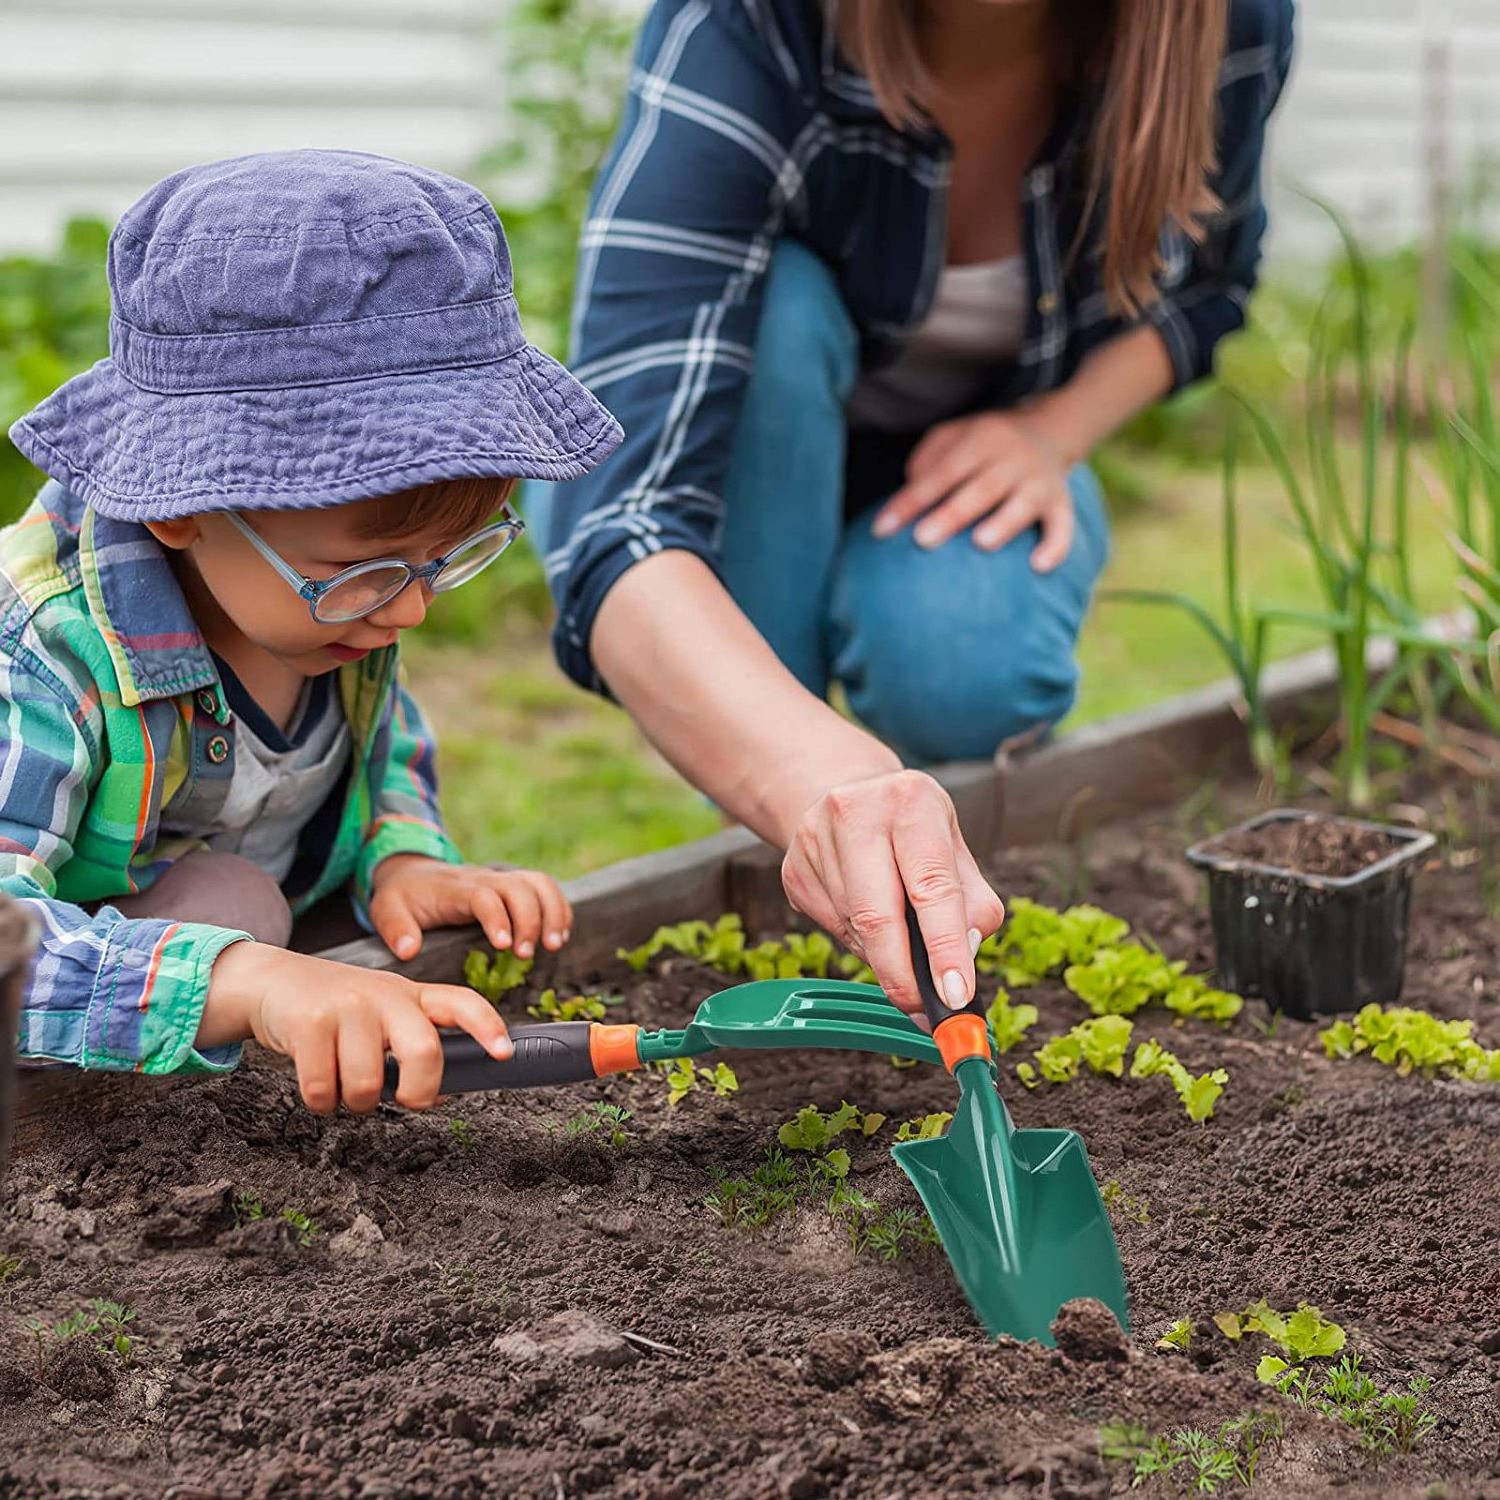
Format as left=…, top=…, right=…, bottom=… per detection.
left=9, top=150, right=622, bottom=521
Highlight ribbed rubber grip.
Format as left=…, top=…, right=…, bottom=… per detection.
left=381, top=1023, right=599, bottom=1100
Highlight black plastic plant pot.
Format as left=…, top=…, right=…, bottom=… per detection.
left=1185, top=810, right=1436, bottom=1021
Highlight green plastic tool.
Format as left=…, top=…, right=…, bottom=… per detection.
left=891, top=907, right=1128, bottom=1345
left=392, top=948, right=1128, bottom=1345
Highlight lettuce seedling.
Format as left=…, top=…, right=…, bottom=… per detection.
left=1221, top=1299, right=1346, bottom=1362
left=1025, top=1015, right=1135, bottom=1083
left=1320, top=1003, right=1500, bottom=1081
left=778, top=1101, right=885, bottom=1154
left=1156, top=1317, right=1193, bottom=1352
left=526, top=988, right=622, bottom=1023
left=1164, top=976, right=1244, bottom=1024
left=465, top=947, right=533, bottom=1003
left=987, top=988, right=1039, bottom=1054
left=1065, top=942, right=1185, bottom=1016
left=894, top=1112, right=953, bottom=1142
left=664, top=1057, right=740, bottom=1105
left=977, top=897, right=1069, bottom=986
left=1130, top=1040, right=1229, bottom=1122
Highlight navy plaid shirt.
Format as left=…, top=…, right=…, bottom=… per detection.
left=546, top=0, right=1296, bottom=691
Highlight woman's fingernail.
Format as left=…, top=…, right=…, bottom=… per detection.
left=914, top=527, right=937, bottom=549
left=517, top=940, right=533, bottom=957
left=942, top=969, right=970, bottom=1009
left=969, top=927, right=982, bottom=956
left=397, top=936, right=417, bottom=959
left=491, top=1038, right=513, bottom=1059
left=562, top=928, right=572, bottom=943
left=546, top=931, right=562, bottom=949
left=872, top=515, right=895, bottom=538
left=494, top=930, right=511, bottom=949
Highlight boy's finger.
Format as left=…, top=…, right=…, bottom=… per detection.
left=371, top=887, right=423, bottom=963
left=470, top=885, right=511, bottom=951
left=418, top=983, right=513, bottom=1060
left=335, top=1008, right=388, bottom=1114
left=384, top=1004, right=446, bottom=1110
left=494, top=881, right=542, bottom=957
left=533, top=878, right=571, bottom=951
left=292, top=1028, right=339, bottom=1115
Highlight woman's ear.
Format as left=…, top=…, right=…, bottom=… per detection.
left=142, top=517, right=203, bottom=551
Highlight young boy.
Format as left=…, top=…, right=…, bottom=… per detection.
left=1, top=150, right=622, bottom=1115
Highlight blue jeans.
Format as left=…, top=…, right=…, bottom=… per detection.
left=529, top=240, right=1110, bottom=764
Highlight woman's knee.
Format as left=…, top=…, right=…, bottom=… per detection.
left=830, top=499, right=1107, bottom=762
left=114, top=851, right=294, bottom=948
left=747, top=240, right=859, bottom=408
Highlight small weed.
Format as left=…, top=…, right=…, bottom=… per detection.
left=280, top=1208, right=319, bottom=1248
left=232, top=1192, right=265, bottom=1227
left=89, top=1300, right=141, bottom=1368
left=1100, top=1409, right=1283, bottom=1493
left=0, top=1253, right=23, bottom=1292
left=560, top=1101, right=632, bottom=1147
left=1267, top=1353, right=1436, bottom=1457
left=447, top=1118, right=476, bottom=1149
left=1100, top=1180, right=1152, bottom=1224
left=26, top=1299, right=144, bottom=1371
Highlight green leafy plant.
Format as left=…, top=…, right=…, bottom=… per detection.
left=1020, top=1014, right=1136, bottom=1084
left=1320, top=1003, right=1500, bottom=1081
left=0, top=218, right=113, bottom=522
left=447, top=1118, right=476, bottom=1149
left=662, top=1057, right=739, bottom=1106
left=232, top=1192, right=265, bottom=1227
left=527, top=988, right=622, bottom=1023
left=1156, top=1317, right=1194, bottom=1352
left=1216, top=1300, right=1346, bottom=1364
left=1100, top=1410, right=1283, bottom=1494
left=560, top=1101, right=632, bottom=1147
left=1100, top=1180, right=1151, bottom=1224
left=824, top=1177, right=940, bottom=1261
left=987, top=988, right=1039, bottom=1053
left=465, top=947, right=534, bottom=1003
left=620, top=912, right=865, bottom=983
left=0, top=1253, right=22, bottom=1292
left=776, top=1100, right=885, bottom=1153
left=1065, top=943, right=1187, bottom=1016
left=706, top=1150, right=802, bottom=1229
left=976, top=898, right=1130, bottom=987
left=1164, top=978, right=1245, bottom=1024
left=1130, top=1040, right=1230, bottom=1123
left=894, top=1112, right=953, bottom=1142
left=280, top=1208, right=319, bottom=1248
left=89, top=1300, right=141, bottom=1368
left=1265, top=1353, right=1435, bottom=1456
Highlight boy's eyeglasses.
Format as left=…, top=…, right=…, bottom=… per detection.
left=224, top=508, right=524, bottom=624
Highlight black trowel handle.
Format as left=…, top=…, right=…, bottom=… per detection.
left=904, top=904, right=991, bottom=1072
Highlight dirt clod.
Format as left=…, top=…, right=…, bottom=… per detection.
left=1051, top=1297, right=1131, bottom=1362
left=803, top=1328, right=878, bottom=1389
left=40, top=1338, right=116, bottom=1401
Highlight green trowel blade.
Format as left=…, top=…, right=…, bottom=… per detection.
left=892, top=1057, right=1128, bottom=1345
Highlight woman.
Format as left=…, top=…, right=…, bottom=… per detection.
left=531, top=0, right=1295, bottom=1011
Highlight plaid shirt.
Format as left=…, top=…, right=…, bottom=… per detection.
left=0, top=482, right=461, bottom=1076
left=545, top=0, right=1295, bottom=690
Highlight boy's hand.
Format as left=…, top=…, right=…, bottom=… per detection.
left=368, top=855, right=573, bottom=964
left=203, top=943, right=511, bottom=1114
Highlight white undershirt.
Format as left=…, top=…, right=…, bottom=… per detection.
left=847, top=254, right=1028, bottom=433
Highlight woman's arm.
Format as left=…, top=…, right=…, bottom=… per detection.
left=593, top=551, right=1005, bottom=1015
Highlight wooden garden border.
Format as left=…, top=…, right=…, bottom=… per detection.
left=9, top=639, right=1359, bottom=1147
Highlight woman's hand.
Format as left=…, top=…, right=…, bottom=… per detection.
left=780, top=769, right=1006, bottom=1017
left=872, top=411, right=1074, bottom=569
left=368, top=856, right=573, bottom=963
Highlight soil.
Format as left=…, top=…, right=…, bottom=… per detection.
left=2, top=770, right=1498, bottom=1500
left=1201, top=814, right=1412, bottom=880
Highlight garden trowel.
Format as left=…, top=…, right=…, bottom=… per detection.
left=891, top=906, right=1129, bottom=1344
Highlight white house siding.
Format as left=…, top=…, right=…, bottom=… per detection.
left=0, top=0, right=500, bottom=253
left=1266, top=0, right=1500, bottom=257
left=0, top=0, right=1495, bottom=262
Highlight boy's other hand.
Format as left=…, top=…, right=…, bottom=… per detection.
left=203, top=944, right=511, bottom=1113
left=368, top=856, right=573, bottom=964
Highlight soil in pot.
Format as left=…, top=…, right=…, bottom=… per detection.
left=0, top=767, right=1496, bottom=1499
left=1204, top=813, right=1410, bottom=879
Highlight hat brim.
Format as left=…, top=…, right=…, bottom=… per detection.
left=9, top=344, right=623, bottom=521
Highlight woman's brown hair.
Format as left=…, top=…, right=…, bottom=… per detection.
left=834, top=0, right=1229, bottom=315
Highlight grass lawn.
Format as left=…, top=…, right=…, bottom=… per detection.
left=407, top=444, right=1462, bottom=879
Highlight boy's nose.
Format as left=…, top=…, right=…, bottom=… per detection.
left=369, top=580, right=431, bottom=632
